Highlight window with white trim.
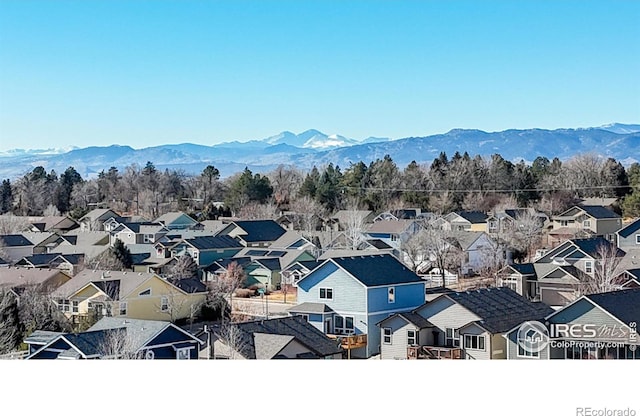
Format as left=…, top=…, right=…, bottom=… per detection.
left=139, top=288, right=151, bottom=297
left=58, top=299, right=70, bottom=312
left=464, top=334, right=485, bottom=350
left=383, top=328, right=392, bottom=344
left=319, top=288, right=333, bottom=300
left=297, top=314, right=309, bottom=322
left=583, top=220, right=591, bottom=228
left=72, top=300, right=79, bottom=313
left=445, top=328, right=460, bottom=347
left=407, top=330, right=418, bottom=346
left=161, top=296, right=169, bottom=311
left=388, top=287, right=395, bottom=303
left=119, top=302, right=127, bottom=316
left=176, top=348, right=191, bottom=360
left=636, top=234, right=640, bottom=244
left=585, top=260, right=593, bottom=274
left=334, top=316, right=354, bottom=334
left=518, top=344, right=539, bottom=358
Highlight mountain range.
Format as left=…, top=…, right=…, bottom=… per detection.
left=0, top=123, right=638, bottom=180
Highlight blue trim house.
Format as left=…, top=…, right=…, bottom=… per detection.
left=288, top=254, right=426, bottom=358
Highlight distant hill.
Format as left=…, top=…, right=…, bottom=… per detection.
left=0, top=124, right=638, bottom=180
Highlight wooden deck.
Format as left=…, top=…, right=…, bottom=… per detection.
left=407, top=345, right=463, bottom=359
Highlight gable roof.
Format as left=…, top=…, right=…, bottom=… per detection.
left=442, top=287, right=554, bottom=334
left=0, top=267, right=70, bottom=288
left=287, top=302, right=335, bottom=314
left=585, top=288, right=640, bottom=326
left=52, top=270, right=159, bottom=300
left=0, top=234, right=33, bottom=247
left=557, top=205, right=620, bottom=219
left=377, top=311, right=434, bottom=329
left=231, top=220, right=287, bottom=243
left=79, top=208, right=119, bottom=222
left=330, top=254, right=423, bottom=287
left=618, top=218, right=640, bottom=238
left=155, top=211, right=198, bottom=226
left=225, top=315, right=342, bottom=359
left=365, top=219, right=415, bottom=235
left=456, top=211, right=488, bottom=224
left=186, top=235, right=243, bottom=250
left=507, top=263, right=536, bottom=275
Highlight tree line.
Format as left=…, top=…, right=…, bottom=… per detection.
left=0, top=151, right=638, bottom=221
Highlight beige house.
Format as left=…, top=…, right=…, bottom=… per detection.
left=51, top=270, right=208, bottom=325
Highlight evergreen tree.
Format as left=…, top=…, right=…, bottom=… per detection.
left=0, top=179, right=12, bottom=214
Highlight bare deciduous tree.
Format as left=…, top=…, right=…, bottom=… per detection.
left=206, top=262, right=246, bottom=325
left=99, top=328, right=144, bottom=359
left=0, top=214, right=30, bottom=235
left=576, top=243, right=625, bottom=296
left=507, top=209, right=545, bottom=262
left=237, top=201, right=279, bottom=220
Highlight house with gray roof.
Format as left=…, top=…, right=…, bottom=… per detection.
left=216, top=220, right=287, bottom=247
left=504, top=288, right=640, bottom=360
left=616, top=217, right=640, bottom=251
left=0, top=267, right=71, bottom=292
left=209, top=315, right=343, bottom=359
left=0, top=234, right=34, bottom=263
left=78, top=208, right=120, bottom=231
left=386, top=287, right=554, bottom=360
left=549, top=205, right=622, bottom=247
left=290, top=253, right=426, bottom=358
left=155, top=211, right=201, bottom=230
left=26, top=317, right=203, bottom=359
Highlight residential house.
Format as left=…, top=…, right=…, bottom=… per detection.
left=616, top=218, right=640, bottom=251
left=486, top=208, right=548, bottom=236
left=169, top=235, right=244, bottom=266
left=532, top=237, right=626, bottom=307
left=290, top=253, right=426, bottom=358
left=0, top=234, right=34, bottom=263
left=26, top=216, right=79, bottom=233
left=326, top=210, right=375, bottom=232
left=504, top=288, right=640, bottom=359
left=207, top=316, right=343, bottom=359
left=443, top=211, right=488, bottom=232
left=497, top=263, right=538, bottom=300
left=379, top=287, right=553, bottom=360
left=0, top=267, right=72, bottom=293
left=78, top=208, right=121, bottom=231
left=453, top=231, right=504, bottom=276
left=52, top=231, right=111, bottom=260
left=155, top=211, right=201, bottom=230
left=363, top=219, right=421, bottom=251
left=216, top=220, right=287, bottom=247
left=15, top=253, right=84, bottom=276
left=26, top=317, right=203, bottom=359
left=109, top=222, right=169, bottom=246
left=281, top=260, right=323, bottom=288
left=51, top=270, right=208, bottom=325
left=549, top=205, right=622, bottom=247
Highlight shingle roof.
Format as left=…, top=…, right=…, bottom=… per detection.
left=571, top=237, right=625, bottom=258
left=509, top=263, right=536, bottom=275
left=52, top=270, right=157, bottom=299
left=232, top=220, right=287, bottom=243
left=287, top=302, right=334, bottom=314
left=187, top=235, right=243, bottom=250
left=0, top=234, right=33, bottom=247
left=365, top=219, right=414, bottom=234
left=456, top=211, right=488, bottom=224
left=23, top=330, right=63, bottom=345
left=61, top=328, right=125, bottom=357
left=444, top=287, right=554, bottom=333
left=168, top=277, right=208, bottom=294
left=578, top=205, right=621, bottom=219
left=331, top=254, right=423, bottom=287
left=298, top=260, right=323, bottom=272
left=253, top=258, right=282, bottom=271
left=17, top=253, right=60, bottom=266
left=586, top=288, right=640, bottom=326
left=0, top=267, right=70, bottom=288
left=618, top=218, right=640, bottom=238
left=228, top=315, right=343, bottom=359
left=397, top=312, right=434, bottom=329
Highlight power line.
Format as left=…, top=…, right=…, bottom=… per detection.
left=337, top=184, right=638, bottom=194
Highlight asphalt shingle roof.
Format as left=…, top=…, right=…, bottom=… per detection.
left=579, top=205, right=621, bottom=219
left=445, top=287, right=554, bottom=333
left=586, top=288, right=640, bottom=326
left=233, top=220, right=287, bottom=243
left=510, top=263, right=536, bottom=275
left=287, top=302, right=335, bottom=314
left=618, top=218, right=640, bottom=238
left=331, top=254, right=423, bottom=287
left=397, top=312, right=434, bottom=329
left=571, top=237, right=625, bottom=258
left=457, top=211, right=488, bottom=224
left=0, top=234, right=33, bottom=247
left=228, top=315, right=343, bottom=359
left=187, top=235, right=243, bottom=250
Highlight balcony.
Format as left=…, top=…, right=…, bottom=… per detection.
left=327, top=333, right=368, bottom=350
left=407, top=345, right=463, bottom=359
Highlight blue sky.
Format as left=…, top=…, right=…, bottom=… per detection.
left=0, top=0, right=638, bottom=151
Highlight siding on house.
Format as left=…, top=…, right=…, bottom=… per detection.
left=297, top=262, right=366, bottom=314
left=415, top=296, right=480, bottom=347
left=379, top=315, right=421, bottom=360
left=367, top=282, right=425, bottom=313
left=459, top=323, right=490, bottom=360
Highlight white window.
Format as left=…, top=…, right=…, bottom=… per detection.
left=139, top=288, right=151, bottom=297
left=445, top=328, right=460, bottom=347
left=636, top=234, right=640, bottom=244
left=176, top=348, right=191, bottom=360
left=144, top=234, right=154, bottom=243
left=585, top=261, right=593, bottom=274
left=72, top=300, right=79, bottom=313
left=161, top=296, right=169, bottom=311
left=192, top=251, right=199, bottom=259
left=58, top=299, right=70, bottom=312
left=319, top=288, right=333, bottom=300
left=518, top=344, right=540, bottom=358
left=388, top=287, right=395, bottom=303
left=583, top=220, right=591, bottom=228
left=464, top=334, right=485, bottom=350
left=407, top=330, right=418, bottom=346
left=119, top=302, right=127, bottom=316
left=383, top=328, right=392, bottom=344
left=391, top=235, right=398, bottom=242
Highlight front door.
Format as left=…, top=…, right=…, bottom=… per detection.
left=324, top=318, right=332, bottom=334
